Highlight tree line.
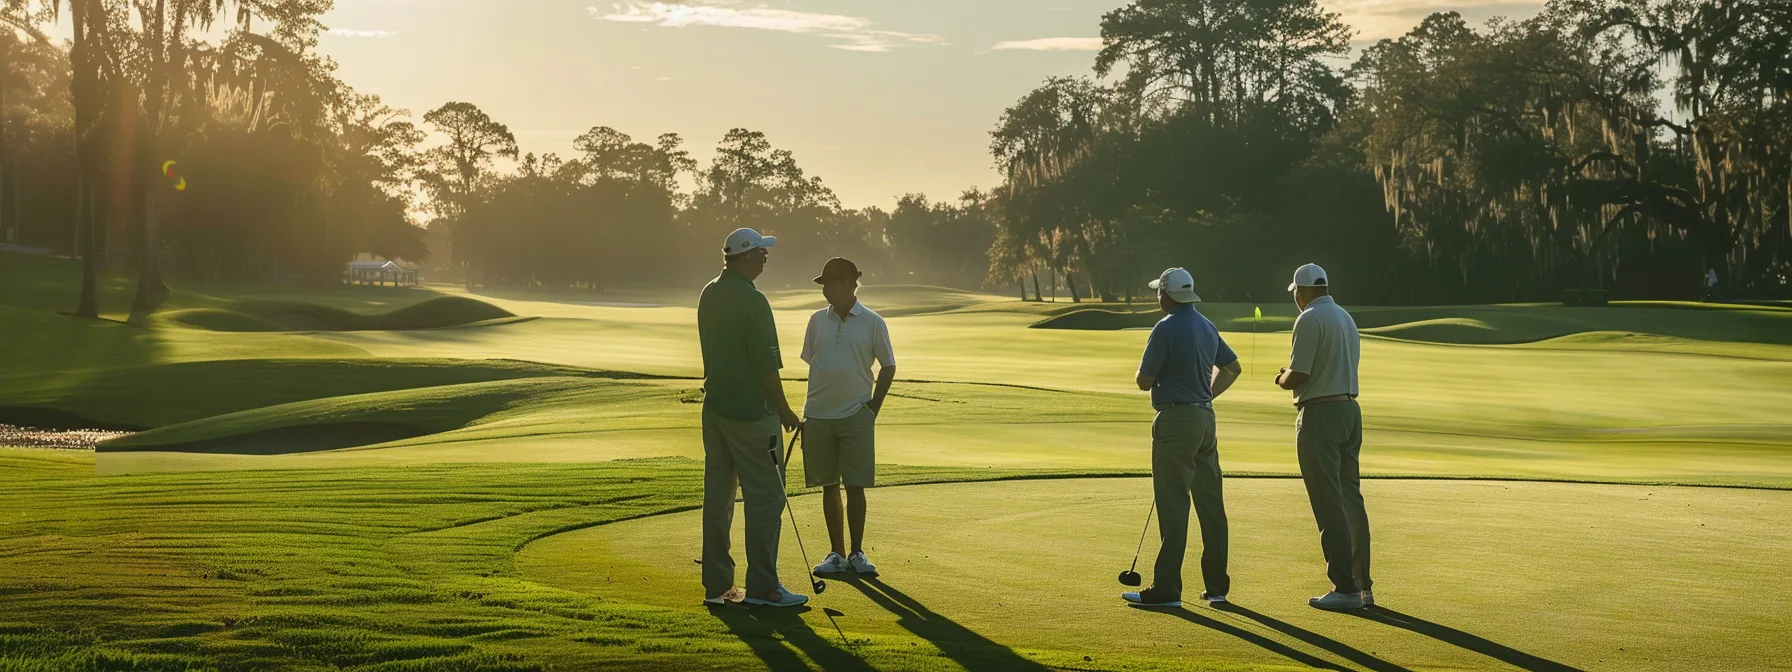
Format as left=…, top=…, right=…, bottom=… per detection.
left=985, top=0, right=1791, bottom=304
left=1, top=0, right=1786, bottom=316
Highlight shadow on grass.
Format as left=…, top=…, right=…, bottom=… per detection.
left=1210, top=603, right=1412, bottom=672
left=1349, top=605, right=1583, bottom=672
left=710, top=603, right=874, bottom=671
left=1134, top=603, right=1370, bottom=671
left=842, top=576, right=1051, bottom=672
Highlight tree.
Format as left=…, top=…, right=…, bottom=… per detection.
left=1095, top=0, right=1353, bottom=133
left=421, top=101, right=517, bottom=287
left=689, top=128, right=840, bottom=285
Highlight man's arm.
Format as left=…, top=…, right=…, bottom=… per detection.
left=1277, top=314, right=1318, bottom=390
left=869, top=318, right=898, bottom=415
left=1137, top=324, right=1167, bottom=391
left=747, top=296, right=799, bottom=430
left=1211, top=361, right=1242, bottom=398
left=760, top=372, right=802, bottom=431
left=799, top=312, right=818, bottom=365
left=869, top=366, right=896, bottom=414
left=1276, top=369, right=1310, bottom=390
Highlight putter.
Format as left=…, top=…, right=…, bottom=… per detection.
left=770, top=428, right=826, bottom=595
left=1118, top=499, right=1156, bottom=587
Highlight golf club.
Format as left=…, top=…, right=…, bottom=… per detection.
left=770, top=428, right=826, bottom=595
left=1118, top=499, right=1156, bottom=587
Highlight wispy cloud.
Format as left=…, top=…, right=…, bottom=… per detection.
left=590, top=3, right=945, bottom=53
left=1330, top=0, right=1544, bottom=40
left=327, top=28, right=399, bottom=38
left=990, top=37, right=1102, bottom=52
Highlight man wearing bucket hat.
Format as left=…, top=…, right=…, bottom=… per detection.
left=1275, top=263, right=1371, bottom=611
left=697, top=228, right=807, bottom=608
left=1122, top=267, right=1243, bottom=608
left=800, top=258, right=897, bottom=578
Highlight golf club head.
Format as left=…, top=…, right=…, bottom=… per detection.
left=1118, top=570, right=1143, bottom=587
left=811, top=579, right=827, bottom=594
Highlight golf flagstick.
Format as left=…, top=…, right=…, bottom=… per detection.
left=770, top=428, right=826, bottom=595
left=1251, top=305, right=1262, bottom=379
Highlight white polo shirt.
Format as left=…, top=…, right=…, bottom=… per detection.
left=800, top=302, right=896, bottom=420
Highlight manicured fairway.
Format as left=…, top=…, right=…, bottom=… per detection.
left=5, top=252, right=1792, bottom=670
left=521, top=477, right=1792, bottom=672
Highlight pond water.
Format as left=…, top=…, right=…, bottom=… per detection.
left=0, top=424, right=134, bottom=450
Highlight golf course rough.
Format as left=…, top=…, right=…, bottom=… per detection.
left=4, top=252, right=1792, bottom=670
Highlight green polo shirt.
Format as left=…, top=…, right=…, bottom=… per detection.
left=698, top=269, right=784, bottom=421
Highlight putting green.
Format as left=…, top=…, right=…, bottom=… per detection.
left=519, top=477, right=1792, bottom=672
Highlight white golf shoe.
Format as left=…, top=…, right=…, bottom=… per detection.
left=1309, top=591, right=1366, bottom=610
left=813, top=552, right=849, bottom=575
left=848, top=551, right=878, bottom=576
left=1360, top=589, right=1375, bottom=607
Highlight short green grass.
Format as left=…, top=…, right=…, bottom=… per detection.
left=524, top=477, right=1792, bottom=672
left=4, top=251, right=1792, bottom=670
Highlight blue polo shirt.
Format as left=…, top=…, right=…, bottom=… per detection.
left=1139, top=304, right=1237, bottom=409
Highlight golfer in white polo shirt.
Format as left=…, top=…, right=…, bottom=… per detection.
left=801, top=257, right=896, bottom=577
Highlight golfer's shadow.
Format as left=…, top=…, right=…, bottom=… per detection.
left=839, top=575, right=1052, bottom=672
left=1204, top=602, right=1414, bottom=672
left=1346, top=606, right=1583, bottom=672
left=708, top=603, right=874, bottom=672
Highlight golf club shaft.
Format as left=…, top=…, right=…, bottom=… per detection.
left=1129, top=499, right=1156, bottom=572
left=770, top=429, right=818, bottom=579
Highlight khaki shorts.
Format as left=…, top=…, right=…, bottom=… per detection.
left=802, top=406, right=876, bottom=488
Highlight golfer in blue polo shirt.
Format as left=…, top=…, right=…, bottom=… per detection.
left=1122, top=267, right=1243, bottom=608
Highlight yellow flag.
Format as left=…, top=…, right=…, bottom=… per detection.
left=1254, top=306, right=1262, bottom=320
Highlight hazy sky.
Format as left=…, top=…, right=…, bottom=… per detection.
left=317, top=0, right=1543, bottom=209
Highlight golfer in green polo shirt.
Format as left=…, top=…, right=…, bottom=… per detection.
left=1275, top=263, right=1372, bottom=611
left=698, top=228, right=806, bottom=609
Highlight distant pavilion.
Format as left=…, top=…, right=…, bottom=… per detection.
left=345, top=260, right=419, bottom=287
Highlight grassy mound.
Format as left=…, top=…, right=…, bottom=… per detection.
left=251, top=295, right=515, bottom=331
left=153, top=307, right=287, bottom=332
left=0, top=358, right=602, bottom=430
left=1028, top=308, right=1159, bottom=330
left=1034, top=301, right=1792, bottom=346
left=98, top=377, right=575, bottom=454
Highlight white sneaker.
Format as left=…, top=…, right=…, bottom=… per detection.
left=813, top=552, right=849, bottom=575
left=847, top=551, right=878, bottom=576
left=743, top=586, right=809, bottom=608
left=1200, top=591, right=1228, bottom=604
left=1360, top=589, right=1374, bottom=607
left=1309, top=591, right=1366, bottom=610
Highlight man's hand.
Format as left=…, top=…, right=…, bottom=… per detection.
left=1276, top=368, right=1310, bottom=391
left=869, top=366, right=896, bottom=419
left=759, top=371, right=802, bottom=431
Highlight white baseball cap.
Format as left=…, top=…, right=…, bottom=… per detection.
left=1288, top=263, right=1329, bottom=292
left=723, top=228, right=777, bottom=256
left=1149, top=267, right=1201, bottom=303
